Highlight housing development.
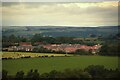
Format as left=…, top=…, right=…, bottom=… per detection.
left=3, top=42, right=101, bottom=54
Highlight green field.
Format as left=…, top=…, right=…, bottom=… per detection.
left=2, top=52, right=118, bottom=75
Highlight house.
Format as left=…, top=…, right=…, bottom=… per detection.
left=18, top=42, right=34, bottom=51
left=8, top=46, right=17, bottom=51
left=17, top=46, right=34, bottom=51
left=90, top=44, right=102, bottom=54
left=7, top=42, right=34, bottom=52
left=64, top=47, right=77, bottom=53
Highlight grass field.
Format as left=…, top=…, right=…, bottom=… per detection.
left=2, top=52, right=118, bottom=75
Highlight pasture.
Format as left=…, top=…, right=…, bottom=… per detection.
left=2, top=52, right=118, bottom=75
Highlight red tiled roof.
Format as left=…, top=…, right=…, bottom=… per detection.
left=43, top=44, right=101, bottom=53
left=64, top=47, right=77, bottom=52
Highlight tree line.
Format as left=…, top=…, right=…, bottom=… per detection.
left=2, top=65, right=119, bottom=80
left=2, top=34, right=99, bottom=48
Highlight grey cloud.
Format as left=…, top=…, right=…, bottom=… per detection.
left=2, top=2, right=20, bottom=7
left=65, top=5, right=118, bottom=22
left=2, top=2, right=69, bottom=8
left=2, top=2, right=118, bottom=26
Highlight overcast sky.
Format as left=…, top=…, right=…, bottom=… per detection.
left=2, top=1, right=119, bottom=27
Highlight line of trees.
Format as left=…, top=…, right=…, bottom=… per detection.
left=2, top=65, right=119, bottom=80
left=3, top=32, right=120, bottom=46
left=2, top=35, right=28, bottom=48
left=2, top=34, right=98, bottom=47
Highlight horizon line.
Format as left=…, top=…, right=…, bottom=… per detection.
left=2, top=25, right=119, bottom=27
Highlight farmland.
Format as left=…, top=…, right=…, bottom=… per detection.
left=2, top=52, right=118, bottom=75
left=2, top=52, right=73, bottom=58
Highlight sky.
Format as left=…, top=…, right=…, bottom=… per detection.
left=2, top=1, right=119, bottom=27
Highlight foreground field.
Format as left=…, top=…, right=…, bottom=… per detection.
left=2, top=52, right=118, bottom=75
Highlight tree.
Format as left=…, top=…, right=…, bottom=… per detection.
left=31, top=34, right=43, bottom=43
left=88, top=49, right=93, bottom=55
left=48, top=70, right=61, bottom=78
left=8, top=34, right=19, bottom=43
left=84, top=65, right=107, bottom=78
left=89, top=34, right=96, bottom=38
left=32, top=69, right=40, bottom=79
left=15, top=71, right=24, bottom=79
left=62, top=68, right=91, bottom=78
left=99, top=43, right=119, bottom=56
left=75, top=49, right=89, bottom=55
left=40, top=73, right=49, bottom=79
left=2, top=35, right=14, bottom=48
left=26, top=69, right=33, bottom=78
left=2, top=70, right=8, bottom=79
left=33, top=47, right=52, bottom=53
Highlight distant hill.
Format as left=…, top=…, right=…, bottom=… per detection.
left=2, top=26, right=119, bottom=38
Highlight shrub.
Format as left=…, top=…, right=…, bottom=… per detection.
left=2, top=58, right=8, bottom=60
left=51, top=55, right=54, bottom=57
left=44, top=55, right=48, bottom=57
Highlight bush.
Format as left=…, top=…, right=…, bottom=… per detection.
left=2, top=58, right=8, bottom=60
left=44, top=55, right=48, bottom=57
left=7, top=57, right=13, bottom=60
left=51, top=55, right=54, bottom=57
left=21, top=56, right=31, bottom=59
left=75, top=49, right=90, bottom=55
left=38, top=56, right=41, bottom=57
left=24, top=56, right=31, bottom=58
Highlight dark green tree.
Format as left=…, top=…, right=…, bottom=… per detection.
left=15, top=71, right=24, bottom=79
left=75, top=49, right=89, bottom=55
left=26, top=69, right=33, bottom=78
left=2, top=70, right=8, bottom=79
left=32, top=69, right=40, bottom=79
left=84, top=65, right=107, bottom=78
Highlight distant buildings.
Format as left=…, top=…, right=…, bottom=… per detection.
left=18, top=42, right=34, bottom=51
left=7, top=42, right=34, bottom=52
left=43, top=44, right=101, bottom=54
left=3, top=42, right=101, bottom=54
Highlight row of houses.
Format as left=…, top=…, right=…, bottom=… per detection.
left=4, top=42, right=34, bottom=52
left=43, top=44, right=101, bottom=54
left=3, top=42, right=102, bottom=54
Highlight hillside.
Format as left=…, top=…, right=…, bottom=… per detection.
left=2, top=26, right=119, bottom=38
